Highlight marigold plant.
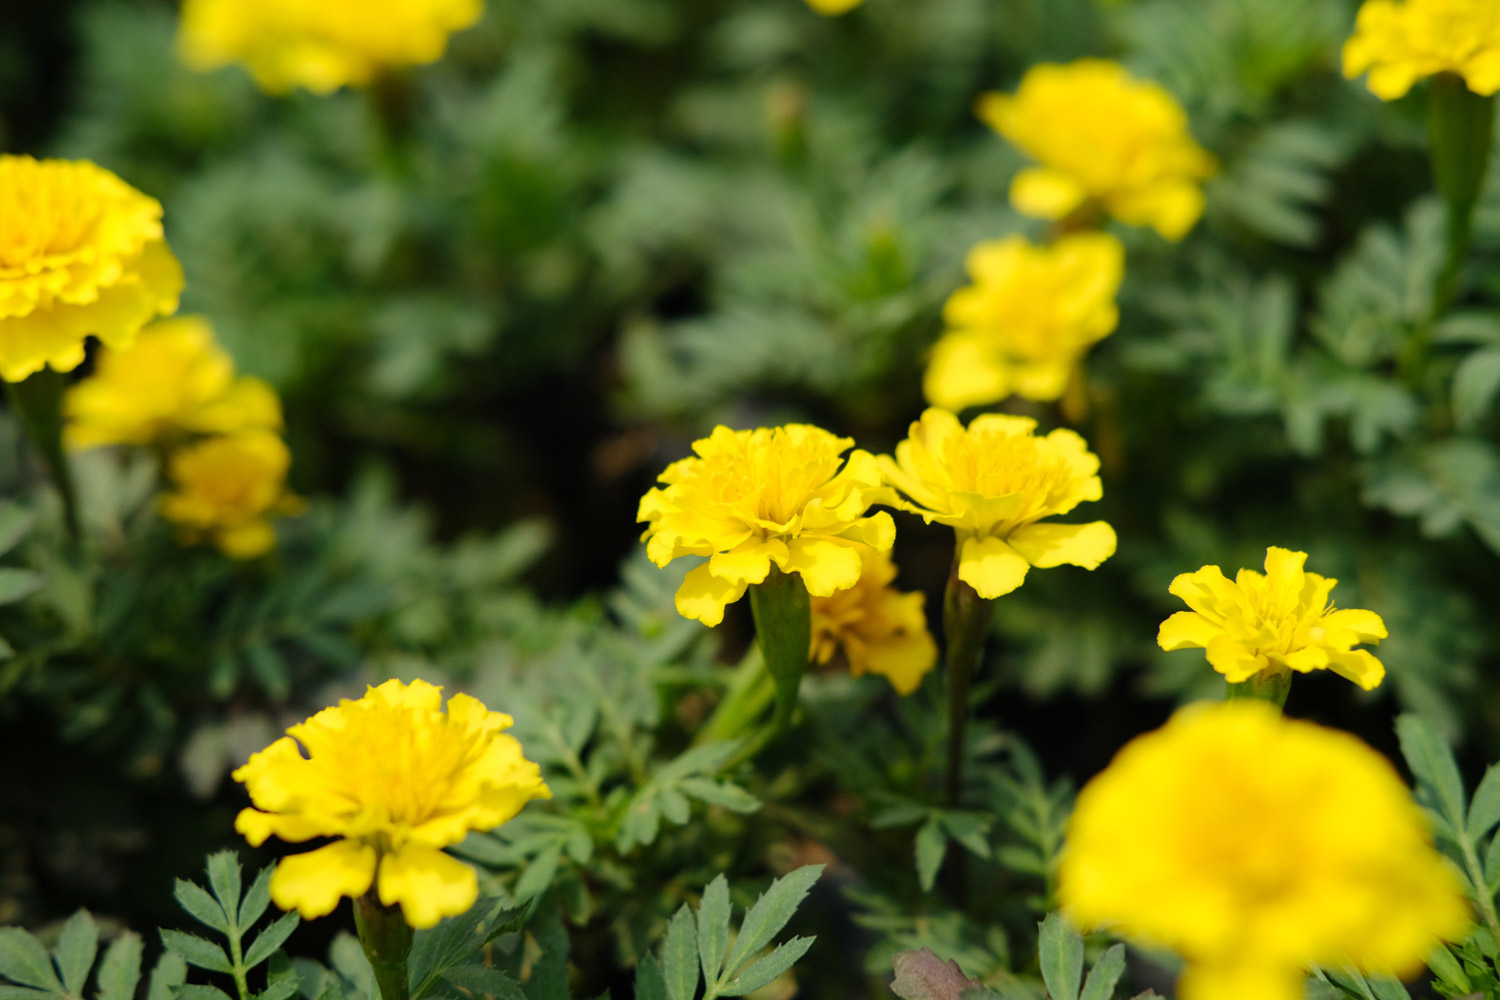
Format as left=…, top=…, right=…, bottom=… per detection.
left=976, top=60, right=1216, bottom=241
left=233, top=679, right=549, bottom=928
left=1343, top=0, right=1500, bottom=100
left=1060, top=702, right=1470, bottom=1000
left=0, top=155, right=183, bottom=383
left=159, top=430, right=303, bottom=559
left=809, top=547, right=937, bottom=695
left=925, top=233, right=1124, bottom=409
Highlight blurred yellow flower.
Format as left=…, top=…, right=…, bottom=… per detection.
left=177, top=0, right=484, bottom=94
left=926, top=233, right=1124, bottom=409
left=234, top=679, right=550, bottom=928
left=638, top=424, right=895, bottom=627
left=1060, top=701, right=1470, bottom=1000
left=805, top=0, right=865, bottom=14
left=1158, top=546, right=1387, bottom=690
left=1343, top=0, right=1500, bottom=100
left=876, top=409, right=1115, bottom=600
left=976, top=60, right=1216, bottom=241
left=64, top=316, right=281, bottom=450
left=809, top=547, right=936, bottom=695
left=160, top=430, right=303, bottom=559
left=0, top=155, right=184, bottom=383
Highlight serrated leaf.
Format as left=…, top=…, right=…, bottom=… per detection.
left=239, top=869, right=273, bottom=930
left=1038, top=914, right=1084, bottom=1000
left=915, top=818, right=947, bottom=892
left=328, top=934, right=375, bottom=1000
left=722, top=866, right=822, bottom=976
left=889, top=949, right=983, bottom=1000
left=55, top=911, right=99, bottom=996
left=662, top=906, right=697, bottom=1000
left=170, top=986, right=234, bottom=1000
left=205, top=854, right=244, bottom=922
left=256, top=978, right=300, bottom=1000
left=174, top=880, right=230, bottom=935
left=513, top=845, right=561, bottom=903
left=439, top=966, right=525, bottom=1000
left=0, top=503, right=34, bottom=557
left=1078, top=945, right=1125, bottom=1000
left=146, top=953, right=187, bottom=1000
left=678, top=779, right=759, bottom=813
left=634, top=956, right=668, bottom=1000
left=1396, top=715, right=1467, bottom=829
left=1468, top=765, right=1500, bottom=842
left=244, top=913, right=300, bottom=970
left=715, top=937, right=813, bottom=998
left=1364, top=973, right=1411, bottom=1000
left=0, top=987, right=49, bottom=1000
left=0, top=929, right=63, bottom=992
left=1425, top=945, right=1469, bottom=993
left=697, top=876, right=730, bottom=985
left=1452, top=348, right=1500, bottom=429
left=97, top=932, right=143, bottom=1000
left=159, top=931, right=233, bottom=975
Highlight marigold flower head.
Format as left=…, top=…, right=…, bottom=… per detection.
left=64, top=316, right=281, bottom=450
left=1343, top=0, right=1500, bottom=100
left=1060, top=702, right=1470, bottom=1000
left=177, top=0, right=483, bottom=94
left=234, top=679, right=550, bottom=928
left=926, top=233, right=1123, bottom=410
left=160, top=430, right=303, bottom=559
left=809, top=547, right=936, bottom=695
left=876, top=409, right=1115, bottom=600
left=976, top=60, right=1216, bottom=241
left=1158, top=546, right=1387, bottom=691
left=0, top=155, right=184, bottom=383
left=638, top=424, right=896, bottom=627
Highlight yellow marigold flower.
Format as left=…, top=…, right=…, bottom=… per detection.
left=1060, top=702, right=1470, bottom=1000
left=810, top=547, right=937, bottom=695
left=234, top=679, right=550, bottom=928
left=976, top=60, right=1216, bottom=241
left=177, top=0, right=483, bottom=94
left=925, top=233, right=1124, bottom=410
left=638, top=424, right=896, bottom=627
left=876, top=409, right=1115, bottom=600
left=805, top=0, right=865, bottom=14
left=1158, top=546, right=1387, bottom=691
left=0, top=155, right=184, bottom=383
left=1343, top=0, right=1500, bottom=100
left=160, top=430, right=303, bottom=559
left=64, top=316, right=281, bottom=450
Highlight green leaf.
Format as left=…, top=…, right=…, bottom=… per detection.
left=0, top=988, right=49, bottom=1000
left=409, top=899, right=515, bottom=1000
left=1425, top=945, right=1470, bottom=993
left=1452, top=348, right=1500, bottom=429
left=96, top=932, right=144, bottom=1000
left=256, top=977, right=300, bottom=1000
left=661, top=906, right=698, bottom=1000
left=0, top=569, right=43, bottom=606
left=722, top=866, right=823, bottom=977
left=1396, top=715, right=1467, bottom=829
left=633, top=956, right=668, bottom=1000
left=915, top=818, right=948, bottom=892
left=146, top=953, right=187, bottom=1000
left=1468, top=765, right=1500, bottom=842
left=174, top=880, right=230, bottom=935
left=1077, top=945, right=1125, bottom=1000
left=159, top=932, right=233, bottom=975
left=0, top=503, right=34, bottom=557
left=715, top=937, right=814, bottom=997
left=244, top=643, right=290, bottom=700
left=205, top=854, right=244, bottom=924
left=244, top=913, right=300, bottom=970
left=0, top=928, right=64, bottom=992
left=696, top=876, right=730, bottom=987
left=439, top=966, right=525, bottom=1000
left=677, top=779, right=759, bottom=813
left=55, top=911, right=99, bottom=997
left=170, top=986, right=235, bottom=1000
left=1037, top=914, right=1084, bottom=1000
left=239, top=869, right=273, bottom=931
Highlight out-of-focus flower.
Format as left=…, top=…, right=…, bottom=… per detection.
left=876, top=409, right=1115, bottom=599
left=809, top=547, right=937, bottom=695
left=234, top=679, right=550, bottom=928
left=1060, top=701, right=1470, bottom=1000
left=1158, top=546, right=1387, bottom=690
left=1343, top=0, right=1500, bottom=100
left=177, top=0, right=483, bottom=94
left=638, top=424, right=895, bottom=627
left=926, top=233, right=1124, bottom=409
left=64, top=316, right=281, bottom=450
left=976, top=60, right=1216, bottom=241
left=159, top=430, right=303, bottom=559
left=0, top=155, right=183, bottom=383
left=805, top=0, right=865, bottom=14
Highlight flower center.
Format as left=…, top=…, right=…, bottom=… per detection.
left=695, top=429, right=847, bottom=526
left=940, top=428, right=1077, bottom=509
left=0, top=160, right=104, bottom=271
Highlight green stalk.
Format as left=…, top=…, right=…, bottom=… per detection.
left=747, top=566, right=812, bottom=731
left=942, top=560, right=993, bottom=806
left=354, top=891, right=414, bottom=1000
left=695, top=644, right=774, bottom=746
left=1427, top=74, right=1495, bottom=316
left=6, top=369, right=80, bottom=540
left=1225, top=669, right=1292, bottom=710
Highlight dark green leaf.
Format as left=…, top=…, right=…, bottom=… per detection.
left=1037, top=914, right=1083, bottom=1000
left=244, top=913, right=300, bottom=970
left=159, top=932, right=233, bottom=975
left=0, top=987, right=49, bottom=1000
left=239, top=869, right=273, bottom=931
left=677, top=780, right=758, bottom=813
left=0, top=503, right=34, bottom=557
left=170, top=986, right=234, bottom=1000
left=696, top=876, right=730, bottom=985
left=1452, top=348, right=1500, bottom=430
left=256, top=978, right=301, bottom=1000
left=1425, top=945, right=1469, bottom=993
left=55, top=911, right=98, bottom=997
left=174, top=880, right=230, bottom=935
left=96, top=932, right=143, bottom=1000
left=633, top=956, right=668, bottom=1000
left=1078, top=945, right=1125, bottom=1000
left=0, top=569, right=43, bottom=606
left=715, top=937, right=813, bottom=998
left=1396, top=715, right=1467, bottom=829
left=439, top=966, right=524, bottom=1000
left=146, top=953, right=187, bottom=1000
left=915, top=819, right=948, bottom=892
left=722, top=866, right=822, bottom=976
left=662, top=906, right=697, bottom=1000
left=0, top=929, right=63, bottom=992
left=1468, top=765, right=1500, bottom=842
left=205, top=854, right=244, bottom=922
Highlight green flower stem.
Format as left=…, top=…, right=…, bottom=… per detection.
left=5, top=369, right=80, bottom=541
left=748, top=566, right=812, bottom=731
left=354, top=891, right=414, bottom=1000
left=1427, top=74, right=1495, bottom=315
left=943, top=561, right=993, bottom=806
left=695, top=644, right=774, bottom=746
left=1225, top=669, right=1292, bottom=710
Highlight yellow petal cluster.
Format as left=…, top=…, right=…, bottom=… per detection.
left=638, top=424, right=896, bottom=627
left=64, top=316, right=281, bottom=450
left=1060, top=702, right=1470, bottom=1000
left=0, top=155, right=184, bottom=383
left=177, top=0, right=483, bottom=94
left=876, top=409, right=1115, bottom=600
left=809, top=547, right=937, bottom=695
left=976, top=60, right=1216, bottom=241
left=926, top=233, right=1124, bottom=410
left=805, top=0, right=866, bottom=14
left=234, top=679, right=550, bottom=928
left=160, top=430, right=304, bottom=559
left=1343, top=0, right=1500, bottom=100
left=1158, top=547, right=1387, bottom=690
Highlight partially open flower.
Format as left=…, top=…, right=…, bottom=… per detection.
left=1343, top=0, right=1500, bottom=100
left=810, top=547, right=936, bottom=695
left=160, top=430, right=303, bottom=559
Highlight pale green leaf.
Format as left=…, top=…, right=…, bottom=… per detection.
left=1037, top=914, right=1083, bottom=1000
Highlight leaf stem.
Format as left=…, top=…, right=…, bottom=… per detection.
left=6, top=370, right=80, bottom=541
left=354, top=891, right=413, bottom=1000
left=943, top=561, right=993, bottom=806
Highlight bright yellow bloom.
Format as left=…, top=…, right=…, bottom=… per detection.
left=926, top=233, right=1123, bottom=410
left=1060, top=702, right=1470, bottom=1000
left=159, top=430, right=303, bottom=559
left=1158, top=547, right=1387, bottom=691
left=0, top=156, right=183, bottom=383
left=876, top=409, right=1115, bottom=600
left=1343, top=0, right=1500, bottom=100
left=805, top=0, right=865, bottom=14
left=809, top=547, right=937, bottom=695
left=64, top=316, right=281, bottom=450
left=234, top=679, right=550, bottom=928
left=177, top=0, right=483, bottom=94
left=976, top=60, right=1216, bottom=241
left=638, top=424, right=896, bottom=627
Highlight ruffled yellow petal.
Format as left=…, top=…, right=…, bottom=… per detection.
left=269, top=841, right=377, bottom=920
left=958, top=536, right=1030, bottom=598
left=1157, top=611, right=1220, bottom=652
left=234, top=808, right=329, bottom=846
left=1007, top=521, right=1117, bottom=569
left=1009, top=167, right=1088, bottom=220
left=378, top=845, right=479, bottom=929
left=709, top=538, right=788, bottom=585
left=782, top=537, right=863, bottom=597
left=676, top=562, right=747, bottom=626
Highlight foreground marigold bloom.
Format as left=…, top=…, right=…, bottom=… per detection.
left=64, top=316, right=281, bottom=450
left=876, top=409, right=1115, bottom=600
left=1159, top=546, right=1387, bottom=691
left=160, top=430, right=303, bottom=559
left=809, top=547, right=937, bottom=695
left=177, top=0, right=483, bottom=94
left=1343, top=0, right=1500, bottom=100
left=1060, top=702, right=1470, bottom=1000
left=926, top=233, right=1123, bottom=409
left=234, top=679, right=550, bottom=928
left=976, top=60, right=1215, bottom=241
left=638, top=424, right=895, bottom=627
left=0, top=155, right=184, bottom=383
